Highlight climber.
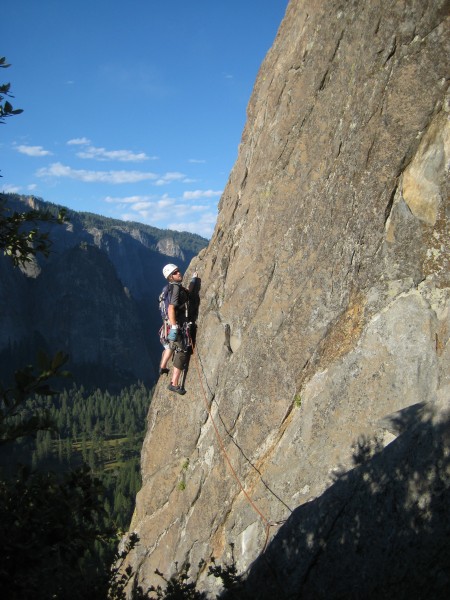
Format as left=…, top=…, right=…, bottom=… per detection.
left=159, top=263, right=198, bottom=395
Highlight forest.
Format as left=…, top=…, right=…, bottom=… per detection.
left=2, top=382, right=151, bottom=532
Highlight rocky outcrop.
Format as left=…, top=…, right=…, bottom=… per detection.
left=156, top=238, right=185, bottom=261
left=126, top=0, right=449, bottom=596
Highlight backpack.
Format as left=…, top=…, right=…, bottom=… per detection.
left=159, top=283, right=172, bottom=322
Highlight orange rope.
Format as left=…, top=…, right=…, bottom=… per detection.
left=188, top=332, right=283, bottom=550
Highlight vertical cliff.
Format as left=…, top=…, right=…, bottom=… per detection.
left=126, top=0, right=449, bottom=596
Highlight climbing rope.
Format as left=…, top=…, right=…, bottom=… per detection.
left=187, top=330, right=286, bottom=552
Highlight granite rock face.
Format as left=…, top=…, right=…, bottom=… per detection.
left=127, top=0, right=449, bottom=595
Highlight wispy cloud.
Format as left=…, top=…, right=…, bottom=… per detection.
left=36, top=162, right=158, bottom=184
left=188, top=158, right=206, bottom=164
left=76, top=146, right=154, bottom=162
left=170, top=212, right=217, bottom=237
left=106, top=193, right=216, bottom=237
left=106, top=193, right=177, bottom=212
left=105, top=194, right=176, bottom=213
left=155, top=172, right=186, bottom=186
left=104, top=195, right=156, bottom=205
left=67, top=137, right=91, bottom=146
left=16, top=145, right=53, bottom=157
left=121, top=202, right=177, bottom=223
left=1, top=183, right=21, bottom=193
left=67, top=138, right=156, bottom=162
left=183, top=189, right=222, bottom=199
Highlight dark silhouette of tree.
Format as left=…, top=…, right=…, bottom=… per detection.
left=0, top=56, right=23, bottom=124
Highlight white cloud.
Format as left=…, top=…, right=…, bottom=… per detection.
left=36, top=162, right=158, bottom=184
left=16, top=145, right=52, bottom=157
left=183, top=189, right=222, bottom=200
left=188, top=158, right=206, bottom=164
left=169, top=204, right=208, bottom=217
left=129, top=201, right=154, bottom=211
left=1, top=183, right=21, bottom=193
left=104, top=193, right=176, bottom=206
left=67, top=137, right=91, bottom=145
left=170, top=212, right=216, bottom=237
left=27, top=184, right=37, bottom=191
left=121, top=205, right=173, bottom=223
left=155, top=172, right=186, bottom=186
left=105, top=194, right=178, bottom=220
left=191, top=205, right=211, bottom=212
left=67, top=138, right=157, bottom=163
left=157, top=196, right=176, bottom=208
left=105, top=194, right=153, bottom=204
left=77, top=145, right=156, bottom=163
left=105, top=192, right=216, bottom=237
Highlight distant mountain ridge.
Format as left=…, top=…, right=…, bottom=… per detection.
left=0, top=193, right=208, bottom=390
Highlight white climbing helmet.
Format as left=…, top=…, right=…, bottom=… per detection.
left=163, top=263, right=179, bottom=279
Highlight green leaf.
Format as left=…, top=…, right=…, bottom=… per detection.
left=51, top=351, right=69, bottom=371
left=37, top=350, right=50, bottom=371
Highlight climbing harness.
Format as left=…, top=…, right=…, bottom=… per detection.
left=159, top=283, right=191, bottom=351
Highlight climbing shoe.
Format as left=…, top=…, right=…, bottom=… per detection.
left=168, top=383, right=186, bottom=395
left=159, top=368, right=169, bottom=376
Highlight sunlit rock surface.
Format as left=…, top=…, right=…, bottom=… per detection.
left=126, top=1, right=449, bottom=596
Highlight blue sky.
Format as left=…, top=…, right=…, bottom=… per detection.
left=1, top=0, right=289, bottom=238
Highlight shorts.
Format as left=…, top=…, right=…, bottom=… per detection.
left=171, top=337, right=188, bottom=370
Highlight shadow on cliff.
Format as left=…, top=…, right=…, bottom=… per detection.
left=179, top=277, right=201, bottom=390
left=219, top=401, right=450, bottom=600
